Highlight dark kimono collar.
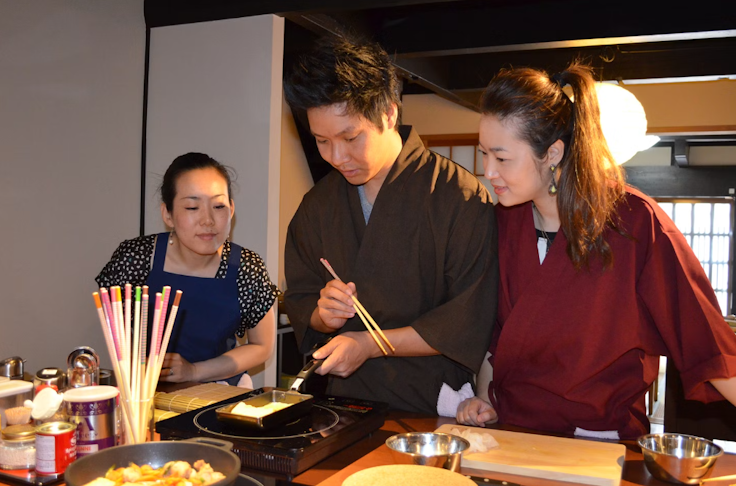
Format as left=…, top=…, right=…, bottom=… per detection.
left=382, top=125, right=426, bottom=187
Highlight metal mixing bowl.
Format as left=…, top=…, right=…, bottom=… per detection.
left=638, top=433, right=723, bottom=484
left=386, top=432, right=470, bottom=472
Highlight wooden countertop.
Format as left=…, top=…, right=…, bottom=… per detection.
left=152, top=383, right=736, bottom=485
left=3, top=402, right=736, bottom=486
left=292, top=413, right=736, bottom=486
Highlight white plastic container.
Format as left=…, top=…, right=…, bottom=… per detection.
left=0, top=381, right=33, bottom=429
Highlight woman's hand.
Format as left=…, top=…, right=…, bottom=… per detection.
left=311, top=280, right=358, bottom=332
left=456, top=397, right=498, bottom=427
left=162, top=303, right=277, bottom=384
left=159, top=352, right=197, bottom=383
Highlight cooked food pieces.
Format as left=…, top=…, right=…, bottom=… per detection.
left=84, top=460, right=225, bottom=486
left=83, top=479, right=115, bottom=486
left=230, top=401, right=290, bottom=418
left=343, top=464, right=475, bottom=486
left=450, top=427, right=500, bottom=454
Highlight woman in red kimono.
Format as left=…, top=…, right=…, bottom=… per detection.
left=456, top=62, right=736, bottom=439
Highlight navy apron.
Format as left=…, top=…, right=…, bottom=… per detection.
left=146, top=233, right=244, bottom=385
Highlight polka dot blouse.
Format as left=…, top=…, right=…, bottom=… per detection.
left=95, top=234, right=280, bottom=337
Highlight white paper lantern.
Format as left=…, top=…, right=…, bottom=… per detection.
left=594, top=83, right=659, bottom=165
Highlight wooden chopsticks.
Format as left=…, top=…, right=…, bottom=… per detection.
left=320, top=258, right=395, bottom=355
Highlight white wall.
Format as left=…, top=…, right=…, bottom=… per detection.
left=279, top=100, right=314, bottom=291
left=0, top=1, right=145, bottom=373
left=145, top=15, right=285, bottom=387
left=403, top=94, right=481, bottom=134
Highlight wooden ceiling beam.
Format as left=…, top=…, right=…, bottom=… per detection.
left=284, top=13, right=480, bottom=111
left=144, top=0, right=467, bottom=28
left=443, top=38, right=736, bottom=90
left=372, top=0, right=736, bottom=56
left=145, top=0, right=736, bottom=114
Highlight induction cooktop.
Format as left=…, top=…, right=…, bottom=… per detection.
left=156, top=388, right=388, bottom=479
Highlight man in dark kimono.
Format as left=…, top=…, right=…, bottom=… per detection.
left=283, top=38, right=498, bottom=414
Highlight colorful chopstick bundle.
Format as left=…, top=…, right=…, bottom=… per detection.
left=92, top=285, right=183, bottom=443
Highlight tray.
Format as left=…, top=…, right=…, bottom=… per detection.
left=0, top=468, right=63, bottom=486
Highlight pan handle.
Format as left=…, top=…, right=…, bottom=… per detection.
left=309, top=336, right=333, bottom=354
left=295, top=359, right=323, bottom=382
left=183, top=437, right=234, bottom=451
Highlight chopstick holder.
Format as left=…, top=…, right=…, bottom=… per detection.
left=93, top=285, right=182, bottom=443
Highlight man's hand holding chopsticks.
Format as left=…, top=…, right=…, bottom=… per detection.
left=310, top=279, right=359, bottom=333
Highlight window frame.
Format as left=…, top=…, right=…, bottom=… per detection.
left=654, top=196, right=735, bottom=315
left=421, top=134, right=483, bottom=175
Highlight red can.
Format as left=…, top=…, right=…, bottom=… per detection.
left=35, top=422, right=77, bottom=475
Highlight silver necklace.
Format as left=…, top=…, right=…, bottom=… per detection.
left=532, top=202, right=552, bottom=255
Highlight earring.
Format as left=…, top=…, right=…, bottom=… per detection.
left=548, top=165, right=558, bottom=195
left=169, top=231, right=175, bottom=245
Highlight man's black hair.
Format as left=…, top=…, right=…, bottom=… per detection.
left=284, top=36, right=402, bottom=131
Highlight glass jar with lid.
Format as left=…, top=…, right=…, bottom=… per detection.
left=0, top=424, right=36, bottom=470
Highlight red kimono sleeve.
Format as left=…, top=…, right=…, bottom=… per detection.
left=637, top=204, right=736, bottom=402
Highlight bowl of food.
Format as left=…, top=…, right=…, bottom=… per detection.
left=64, top=438, right=241, bottom=486
left=386, top=432, right=470, bottom=472
left=638, top=433, right=723, bottom=484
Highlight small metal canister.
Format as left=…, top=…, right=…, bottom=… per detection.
left=63, top=385, right=119, bottom=457
left=0, top=357, right=25, bottom=380
left=98, top=369, right=115, bottom=386
left=33, top=368, right=66, bottom=394
left=35, top=421, right=77, bottom=475
left=66, top=347, right=99, bottom=388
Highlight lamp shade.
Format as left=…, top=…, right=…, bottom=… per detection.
left=594, top=83, right=659, bottom=165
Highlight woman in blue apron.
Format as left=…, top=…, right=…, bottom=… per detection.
left=96, top=153, right=278, bottom=386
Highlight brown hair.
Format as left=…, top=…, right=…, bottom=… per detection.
left=480, top=61, right=626, bottom=269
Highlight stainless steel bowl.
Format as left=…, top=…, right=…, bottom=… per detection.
left=386, top=432, right=470, bottom=472
left=638, top=433, right=723, bottom=484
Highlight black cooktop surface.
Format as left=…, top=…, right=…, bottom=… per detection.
left=156, top=388, right=388, bottom=478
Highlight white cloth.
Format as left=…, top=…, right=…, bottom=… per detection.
left=236, top=373, right=253, bottom=389
left=437, top=382, right=475, bottom=417
left=574, top=427, right=620, bottom=440
left=713, top=439, right=736, bottom=454
left=214, top=373, right=253, bottom=389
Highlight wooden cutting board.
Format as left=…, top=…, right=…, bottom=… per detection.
left=435, top=424, right=626, bottom=486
